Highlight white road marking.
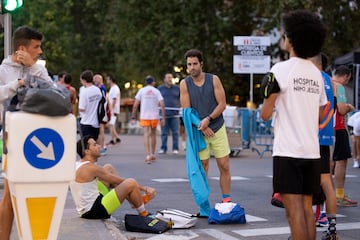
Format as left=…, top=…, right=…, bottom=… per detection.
left=269, top=174, right=358, bottom=178
left=210, top=176, right=249, bottom=181
left=233, top=222, right=360, bottom=237
left=234, top=226, right=290, bottom=237
left=152, top=178, right=189, bottom=182
left=146, top=230, right=199, bottom=240
left=245, top=214, right=267, bottom=222
left=200, top=228, right=242, bottom=240
left=345, top=174, right=358, bottom=178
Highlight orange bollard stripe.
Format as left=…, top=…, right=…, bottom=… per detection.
left=26, top=197, right=57, bottom=240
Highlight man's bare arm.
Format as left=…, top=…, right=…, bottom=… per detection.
left=180, top=80, right=190, bottom=108
left=211, top=75, right=227, bottom=119
left=131, top=100, right=140, bottom=118
left=261, top=93, right=278, bottom=121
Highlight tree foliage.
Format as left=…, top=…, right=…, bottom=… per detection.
left=1, top=0, right=358, bottom=106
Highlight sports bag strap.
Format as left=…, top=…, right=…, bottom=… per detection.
left=162, top=209, right=196, bottom=218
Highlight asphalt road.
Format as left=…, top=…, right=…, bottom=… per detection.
left=98, top=134, right=360, bottom=240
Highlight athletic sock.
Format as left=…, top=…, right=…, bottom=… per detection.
left=137, top=204, right=148, bottom=216
left=222, top=194, right=231, bottom=203
left=335, top=188, right=344, bottom=199
left=327, top=215, right=337, bottom=233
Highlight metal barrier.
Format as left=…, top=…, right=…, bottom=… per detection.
left=251, top=109, right=274, bottom=158
left=223, top=107, right=253, bottom=157
left=238, top=108, right=251, bottom=149
left=224, top=107, right=274, bottom=158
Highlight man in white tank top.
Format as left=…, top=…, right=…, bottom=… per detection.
left=70, top=135, right=156, bottom=219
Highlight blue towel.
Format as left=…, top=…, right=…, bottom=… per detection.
left=183, top=108, right=211, bottom=216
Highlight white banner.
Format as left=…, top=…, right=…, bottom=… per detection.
left=233, top=36, right=271, bottom=74
left=233, top=55, right=270, bottom=74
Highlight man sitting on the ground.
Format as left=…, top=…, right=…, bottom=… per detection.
left=70, top=135, right=156, bottom=219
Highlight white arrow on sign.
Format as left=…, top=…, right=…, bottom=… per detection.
left=30, top=136, right=55, bottom=161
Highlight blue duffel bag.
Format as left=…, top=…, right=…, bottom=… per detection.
left=208, top=202, right=246, bottom=224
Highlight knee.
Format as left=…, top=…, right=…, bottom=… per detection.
left=123, top=178, right=138, bottom=190
left=103, top=164, right=116, bottom=172
left=202, top=161, right=209, bottom=170
left=219, top=161, right=230, bottom=173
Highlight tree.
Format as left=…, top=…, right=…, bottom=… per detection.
left=3, top=0, right=358, bottom=107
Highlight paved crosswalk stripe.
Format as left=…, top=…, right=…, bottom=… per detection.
left=146, top=230, right=199, bottom=240
left=233, top=222, right=360, bottom=237
left=242, top=214, right=343, bottom=223
left=234, top=226, right=290, bottom=237
left=246, top=214, right=267, bottom=222
left=151, top=176, right=356, bottom=184
left=210, top=176, right=249, bottom=181
left=345, top=174, right=357, bottom=178
left=152, top=178, right=188, bottom=182
left=201, top=228, right=242, bottom=240
left=336, top=222, right=360, bottom=230
left=267, top=175, right=358, bottom=178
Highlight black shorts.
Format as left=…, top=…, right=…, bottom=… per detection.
left=81, top=195, right=111, bottom=219
left=320, top=145, right=330, bottom=174
left=80, top=124, right=100, bottom=141
left=333, top=129, right=352, bottom=161
left=273, top=156, right=320, bottom=195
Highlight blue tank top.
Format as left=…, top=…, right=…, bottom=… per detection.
left=319, top=71, right=334, bottom=146
left=185, top=73, right=224, bottom=132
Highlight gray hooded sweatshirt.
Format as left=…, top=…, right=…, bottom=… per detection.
left=0, top=55, right=52, bottom=123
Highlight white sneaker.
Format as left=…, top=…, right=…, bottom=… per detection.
left=173, top=150, right=179, bottom=154
left=158, top=149, right=166, bottom=154
left=353, top=160, right=359, bottom=168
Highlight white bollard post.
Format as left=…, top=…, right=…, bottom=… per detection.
left=2, top=111, right=76, bottom=240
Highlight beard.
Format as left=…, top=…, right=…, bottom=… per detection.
left=190, top=69, right=201, bottom=78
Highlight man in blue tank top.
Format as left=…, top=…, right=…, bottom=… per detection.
left=180, top=49, right=232, bottom=211
left=310, top=53, right=338, bottom=240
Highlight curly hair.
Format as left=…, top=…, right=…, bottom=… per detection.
left=282, top=10, right=327, bottom=58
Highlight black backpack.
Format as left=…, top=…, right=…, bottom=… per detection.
left=10, top=75, right=71, bottom=116
left=124, top=214, right=171, bottom=234
left=2, top=75, right=71, bottom=155
left=97, top=95, right=106, bottom=123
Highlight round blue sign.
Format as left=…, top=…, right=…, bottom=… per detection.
left=23, top=128, right=64, bottom=169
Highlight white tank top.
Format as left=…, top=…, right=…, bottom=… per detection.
left=69, top=161, right=99, bottom=216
